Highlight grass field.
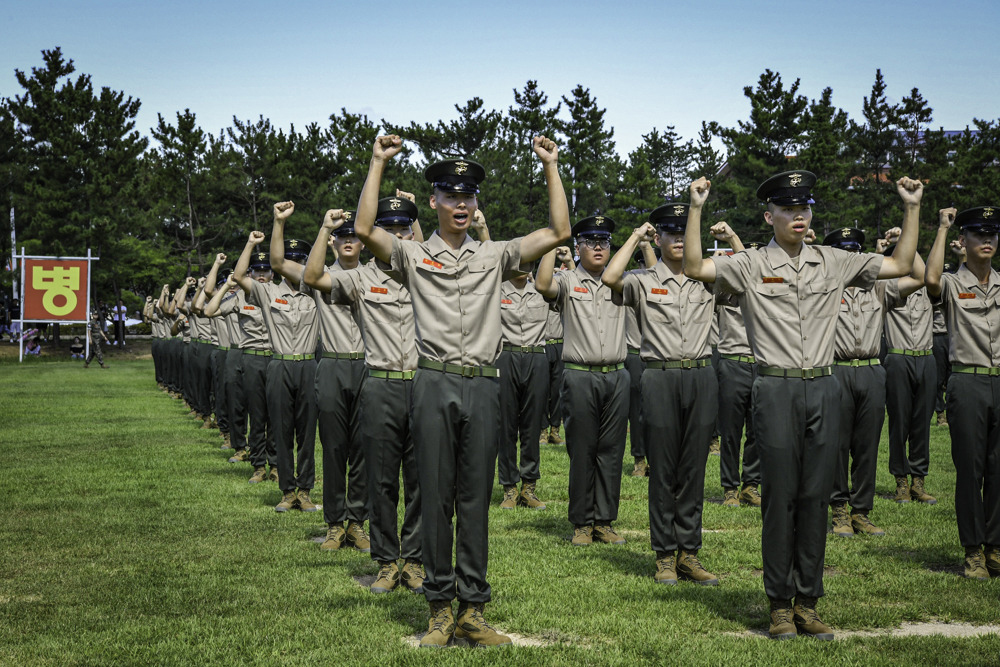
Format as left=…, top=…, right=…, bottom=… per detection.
left=1, top=349, right=999, bottom=665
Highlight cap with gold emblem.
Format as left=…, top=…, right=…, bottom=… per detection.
left=284, top=238, right=312, bottom=263
left=216, top=268, right=233, bottom=286
left=746, top=242, right=764, bottom=250
left=375, top=197, right=419, bottom=227
left=249, top=251, right=271, bottom=270
left=332, top=211, right=358, bottom=237
left=633, top=247, right=661, bottom=265
left=823, top=227, right=865, bottom=252
left=572, top=215, right=615, bottom=238
left=650, top=203, right=690, bottom=233
left=756, top=170, right=817, bottom=206
left=955, top=206, right=1000, bottom=234
left=424, top=158, right=486, bottom=194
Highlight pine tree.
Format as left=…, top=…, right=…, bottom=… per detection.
left=796, top=87, right=857, bottom=237
left=850, top=69, right=899, bottom=237
left=559, top=85, right=620, bottom=219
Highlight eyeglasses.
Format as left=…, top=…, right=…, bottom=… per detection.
left=578, top=238, right=611, bottom=250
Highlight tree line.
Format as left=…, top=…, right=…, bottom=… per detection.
left=2, top=47, right=999, bottom=313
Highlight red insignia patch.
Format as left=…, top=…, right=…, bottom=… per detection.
left=651, top=288, right=669, bottom=295
left=762, top=277, right=784, bottom=284
left=422, top=258, right=444, bottom=269
left=243, top=306, right=256, bottom=311
left=370, top=287, right=388, bottom=295
left=842, top=298, right=846, bottom=304
left=501, top=298, right=513, bottom=304
left=573, top=286, right=589, bottom=294
left=959, top=292, right=977, bottom=299
left=274, top=298, right=288, bottom=305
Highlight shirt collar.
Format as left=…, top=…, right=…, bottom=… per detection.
left=574, top=263, right=604, bottom=285
left=956, top=263, right=1000, bottom=291
left=764, top=238, right=820, bottom=269
left=653, top=260, right=686, bottom=286
left=427, top=230, right=479, bottom=261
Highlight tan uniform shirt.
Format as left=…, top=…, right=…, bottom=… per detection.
left=219, top=291, right=269, bottom=351
left=625, top=306, right=642, bottom=350
left=936, top=264, right=1000, bottom=366
left=711, top=241, right=882, bottom=368
left=716, top=295, right=753, bottom=357
left=545, top=306, right=563, bottom=341
left=150, top=311, right=166, bottom=339
left=552, top=265, right=626, bottom=366
left=314, top=262, right=364, bottom=355
left=248, top=280, right=319, bottom=356
left=326, top=259, right=417, bottom=372
left=389, top=231, right=522, bottom=367
left=932, top=303, right=947, bottom=336
left=212, top=315, right=231, bottom=349
left=189, top=312, right=214, bottom=343
left=500, top=281, right=549, bottom=348
left=622, top=262, right=715, bottom=362
left=834, top=284, right=886, bottom=360
left=883, top=282, right=933, bottom=352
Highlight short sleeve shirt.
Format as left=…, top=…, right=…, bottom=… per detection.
left=313, top=261, right=364, bottom=355
left=834, top=284, right=886, bottom=360
left=622, top=262, right=715, bottom=362
left=389, top=231, right=522, bottom=367
left=500, top=281, right=549, bottom=348
left=936, top=264, right=1000, bottom=366
left=882, top=282, right=933, bottom=351
left=326, top=260, right=417, bottom=372
left=715, top=294, right=752, bottom=357
left=551, top=265, right=626, bottom=366
left=711, top=241, right=883, bottom=368
left=248, top=280, right=319, bottom=356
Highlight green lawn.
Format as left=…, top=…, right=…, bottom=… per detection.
left=1, top=357, right=998, bottom=666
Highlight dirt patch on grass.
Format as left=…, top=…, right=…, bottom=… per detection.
left=732, top=621, right=1000, bottom=640
left=403, top=631, right=555, bottom=648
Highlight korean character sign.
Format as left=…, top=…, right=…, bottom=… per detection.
left=22, top=259, right=89, bottom=322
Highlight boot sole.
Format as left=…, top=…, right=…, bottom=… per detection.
left=833, top=531, right=855, bottom=538
left=800, top=631, right=834, bottom=641
left=769, top=631, right=797, bottom=640
left=370, top=586, right=397, bottom=594
left=679, top=574, right=719, bottom=586
left=654, top=578, right=678, bottom=585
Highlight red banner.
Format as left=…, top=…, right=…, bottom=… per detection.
left=22, top=259, right=89, bottom=321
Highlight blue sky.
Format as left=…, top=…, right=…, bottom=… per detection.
left=4, top=0, right=999, bottom=156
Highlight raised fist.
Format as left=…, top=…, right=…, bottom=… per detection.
left=249, top=231, right=265, bottom=246
left=273, top=201, right=294, bottom=222
left=323, top=209, right=345, bottom=232
left=532, top=136, right=558, bottom=164
left=690, top=177, right=711, bottom=207
left=373, top=135, right=403, bottom=161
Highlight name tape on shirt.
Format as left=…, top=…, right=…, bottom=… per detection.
left=243, top=305, right=256, bottom=311
left=370, top=287, right=388, bottom=295
left=650, top=288, right=669, bottom=295
left=274, top=298, right=288, bottom=305
left=501, top=298, right=513, bottom=304
left=842, top=298, right=847, bottom=304
left=422, top=258, right=444, bottom=270
left=762, top=277, right=784, bottom=284
left=958, top=292, right=977, bottom=299
left=573, top=286, right=589, bottom=294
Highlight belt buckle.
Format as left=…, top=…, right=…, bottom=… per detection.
left=681, top=359, right=693, bottom=369
left=991, top=367, right=1000, bottom=377
left=461, top=365, right=476, bottom=378
left=801, top=367, right=816, bottom=379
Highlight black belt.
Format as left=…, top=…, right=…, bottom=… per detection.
left=418, top=359, right=500, bottom=378
left=759, top=365, right=833, bottom=379
left=646, top=358, right=712, bottom=370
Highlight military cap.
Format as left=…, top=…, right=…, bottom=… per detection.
left=572, top=214, right=615, bottom=238
left=249, top=251, right=271, bottom=270
left=823, top=227, right=865, bottom=252
left=633, top=247, right=661, bottom=266
left=746, top=242, right=764, bottom=250
left=375, top=197, right=419, bottom=227
left=424, top=158, right=486, bottom=194
left=284, top=238, right=311, bottom=262
left=216, top=268, right=233, bottom=286
left=955, top=206, right=1000, bottom=234
left=650, top=203, right=690, bottom=233
left=944, top=262, right=957, bottom=274
left=332, top=211, right=358, bottom=236
left=756, top=170, right=817, bottom=206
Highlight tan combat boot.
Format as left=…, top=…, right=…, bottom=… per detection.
left=346, top=521, right=371, bottom=553
left=370, top=561, right=400, bottom=594
left=296, top=489, right=318, bottom=512
left=571, top=524, right=593, bottom=546
left=519, top=481, right=547, bottom=510
left=831, top=503, right=854, bottom=538
left=793, top=596, right=834, bottom=640
left=419, top=600, right=455, bottom=648
left=248, top=466, right=266, bottom=484
left=593, top=523, right=626, bottom=545
left=894, top=476, right=911, bottom=503
left=936, top=410, right=948, bottom=426
left=985, top=546, right=1000, bottom=578
left=722, top=488, right=740, bottom=507
left=401, top=559, right=426, bottom=594
left=274, top=490, right=298, bottom=513
left=499, top=485, right=518, bottom=510
left=964, top=546, right=990, bottom=580
left=910, top=476, right=937, bottom=504
left=267, top=467, right=278, bottom=483
left=319, top=524, right=346, bottom=551
left=677, top=550, right=719, bottom=586
left=740, top=485, right=762, bottom=507
left=709, top=436, right=721, bottom=456
left=654, top=552, right=677, bottom=586
left=454, top=602, right=512, bottom=647
left=768, top=598, right=797, bottom=640
left=632, top=457, right=649, bottom=477
left=851, top=512, right=885, bottom=536
left=547, top=426, right=564, bottom=445
left=227, top=449, right=249, bottom=464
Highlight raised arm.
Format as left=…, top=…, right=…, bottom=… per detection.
left=710, top=221, right=745, bottom=253
left=924, top=207, right=956, bottom=298
left=879, top=177, right=922, bottom=279
left=201, top=253, right=226, bottom=301
left=683, top=177, right=717, bottom=283
left=234, top=232, right=265, bottom=295
left=270, top=201, right=303, bottom=284
left=535, top=247, right=563, bottom=299
left=204, top=274, right=235, bottom=317
left=604, top=223, right=655, bottom=293
left=190, top=277, right=207, bottom=314
left=639, top=240, right=657, bottom=267
left=397, top=189, right=424, bottom=243
left=304, top=209, right=345, bottom=293
left=518, top=136, right=571, bottom=262
left=471, top=210, right=491, bottom=241
left=356, top=136, right=404, bottom=263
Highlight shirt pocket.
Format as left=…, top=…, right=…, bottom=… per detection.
left=688, top=291, right=714, bottom=323
left=808, top=279, right=840, bottom=318
left=753, top=282, right=796, bottom=320
left=466, top=258, right=494, bottom=295
left=645, top=290, right=675, bottom=323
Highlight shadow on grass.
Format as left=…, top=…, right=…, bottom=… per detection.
left=857, top=542, right=965, bottom=578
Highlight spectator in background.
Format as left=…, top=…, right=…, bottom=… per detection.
left=25, top=336, right=41, bottom=355
left=112, top=299, right=128, bottom=348
left=70, top=336, right=85, bottom=359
